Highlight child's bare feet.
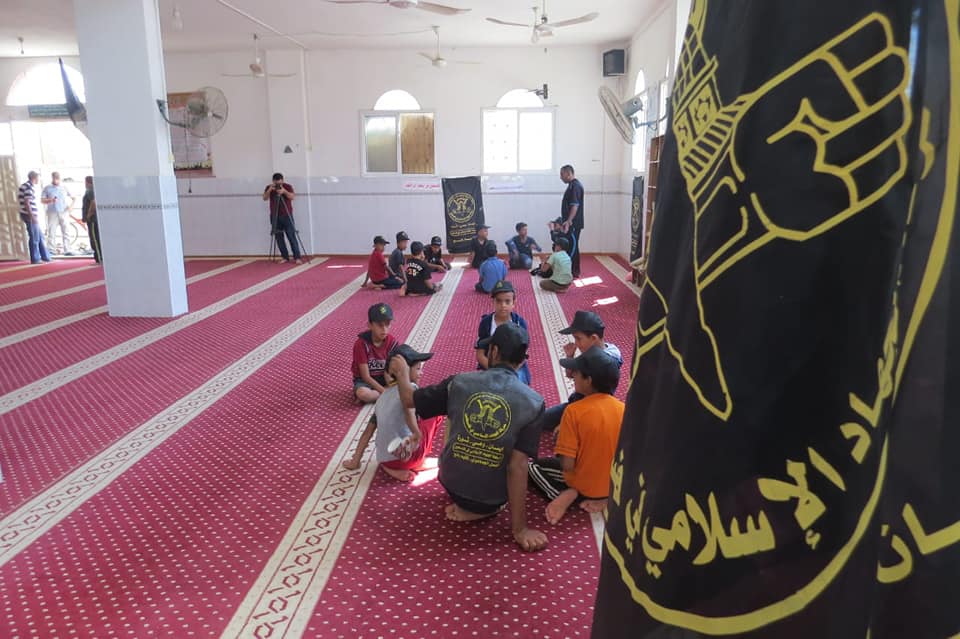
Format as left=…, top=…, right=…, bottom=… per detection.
left=342, top=458, right=361, bottom=471
left=381, top=466, right=415, bottom=482
left=399, top=284, right=406, bottom=296
left=413, top=456, right=439, bottom=471
left=579, top=498, right=607, bottom=514
left=545, top=488, right=579, bottom=525
left=444, top=503, right=498, bottom=522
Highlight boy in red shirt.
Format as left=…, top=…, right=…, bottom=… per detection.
left=362, top=235, right=404, bottom=290
left=528, top=347, right=624, bottom=523
left=352, top=303, right=399, bottom=403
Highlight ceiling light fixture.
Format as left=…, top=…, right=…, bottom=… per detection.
left=172, top=6, right=184, bottom=31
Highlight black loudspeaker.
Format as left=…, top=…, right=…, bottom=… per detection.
left=603, top=49, right=625, bottom=77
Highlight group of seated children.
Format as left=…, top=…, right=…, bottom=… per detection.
left=346, top=297, right=624, bottom=547
left=362, top=232, right=451, bottom=293
left=363, top=220, right=575, bottom=297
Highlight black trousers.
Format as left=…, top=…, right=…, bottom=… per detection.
left=87, top=216, right=102, bottom=263
left=528, top=457, right=568, bottom=501
left=567, top=227, right=582, bottom=277
left=271, top=214, right=301, bottom=260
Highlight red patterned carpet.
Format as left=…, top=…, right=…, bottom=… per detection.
left=0, top=254, right=641, bottom=638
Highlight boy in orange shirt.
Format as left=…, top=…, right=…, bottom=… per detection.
left=528, top=347, right=623, bottom=523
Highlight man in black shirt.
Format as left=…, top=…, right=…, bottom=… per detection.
left=468, top=224, right=490, bottom=269
left=559, top=164, right=584, bottom=278
left=392, top=323, right=548, bottom=552
left=81, top=176, right=102, bottom=264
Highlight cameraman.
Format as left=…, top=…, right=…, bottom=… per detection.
left=262, top=172, right=302, bottom=263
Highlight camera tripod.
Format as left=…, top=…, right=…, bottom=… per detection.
left=267, top=187, right=309, bottom=264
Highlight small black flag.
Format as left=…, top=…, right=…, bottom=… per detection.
left=59, top=58, right=87, bottom=137
left=441, top=176, right=485, bottom=253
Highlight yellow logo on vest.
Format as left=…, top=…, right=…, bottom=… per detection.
left=463, top=392, right=512, bottom=441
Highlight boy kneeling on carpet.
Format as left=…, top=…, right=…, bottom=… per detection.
left=392, top=323, right=548, bottom=553
left=528, top=347, right=624, bottom=524
left=343, top=344, right=444, bottom=482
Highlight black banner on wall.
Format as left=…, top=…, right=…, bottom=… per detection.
left=594, top=0, right=960, bottom=637
left=629, top=175, right=645, bottom=262
left=441, top=176, right=484, bottom=253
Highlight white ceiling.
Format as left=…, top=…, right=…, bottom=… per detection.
left=1, top=0, right=662, bottom=58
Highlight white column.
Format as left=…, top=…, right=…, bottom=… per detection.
left=74, top=0, right=187, bottom=317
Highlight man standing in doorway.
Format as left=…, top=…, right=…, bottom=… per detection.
left=41, top=172, right=75, bottom=255
left=81, top=176, right=102, bottom=264
left=18, top=171, right=50, bottom=264
left=262, top=172, right=301, bottom=264
left=559, top=164, right=584, bottom=279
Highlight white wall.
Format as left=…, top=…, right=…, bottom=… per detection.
left=1, top=18, right=703, bottom=258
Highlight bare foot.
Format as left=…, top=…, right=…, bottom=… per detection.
left=545, top=488, right=579, bottom=525
left=444, top=503, right=498, bottom=522
left=342, top=458, right=361, bottom=471
left=579, top=498, right=607, bottom=514
left=399, top=284, right=406, bottom=296
left=413, top=456, right=439, bottom=471
left=381, top=466, right=415, bottom=482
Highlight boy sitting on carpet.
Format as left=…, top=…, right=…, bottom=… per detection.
left=426, top=236, right=452, bottom=272
left=351, top=303, right=399, bottom=404
left=528, top=347, right=623, bottom=524
left=401, top=241, right=442, bottom=296
left=475, top=241, right=507, bottom=294
left=343, top=344, right=444, bottom=481
left=475, top=280, right=531, bottom=385
left=362, top=235, right=404, bottom=290
left=538, top=236, right=573, bottom=292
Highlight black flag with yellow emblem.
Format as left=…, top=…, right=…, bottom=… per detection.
left=630, top=175, right=645, bottom=263
left=594, top=0, right=959, bottom=637
left=441, top=176, right=484, bottom=253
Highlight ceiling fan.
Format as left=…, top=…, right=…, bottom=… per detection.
left=323, top=0, right=470, bottom=16
left=487, top=1, right=598, bottom=44
left=419, top=26, right=481, bottom=68
left=222, top=34, right=294, bottom=79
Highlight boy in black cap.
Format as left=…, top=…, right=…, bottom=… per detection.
left=506, top=222, right=542, bottom=270
left=389, top=231, right=410, bottom=285
left=402, top=241, right=443, bottom=296
left=476, top=280, right=531, bottom=385
left=343, top=344, right=444, bottom=482
left=540, top=310, right=623, bottom=431
left=468, top=224, right=490, bottom=269
left=426, top=236, right=451, bottom=272
left=392, top=322, right=548, bottom=552
left=362, top=236, right=404, bottom=290
left=351, top=303, right=400, bottom=403
left=528, top=347, right=624, bottom=524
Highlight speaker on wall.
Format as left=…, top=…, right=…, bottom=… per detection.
left=603, top=49, right=625, bottom=77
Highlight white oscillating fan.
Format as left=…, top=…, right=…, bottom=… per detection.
left=156, top=86, right=229, bottom=138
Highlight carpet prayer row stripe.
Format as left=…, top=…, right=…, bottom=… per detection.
left=0, top=260, right=91, bottom=284
left=0, top=259, right=357, bottom=516
left=0, top=260, right=253, bottom=350
left=222, top=266, right=465, bottom=638
left=595, top=255, right=642, bottom=300
left=0, top=264, right=107, bottom=306
left=0, top=267, right=364, bottom=566
left=0, top=260, right=325, bottom=414
left=0, top=264, right=96, bottom=291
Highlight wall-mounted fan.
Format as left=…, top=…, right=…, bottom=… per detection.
left=598, top=86, right=642, bottom=145
left=156, top=87, right=229, bottom=138
left=223, top=34, right=294, bottom=79
left=487, top=1, right=598, bottom=44
left=419, top=26, right=480, bottom=68
left=324, top=0, right=470, bottom=15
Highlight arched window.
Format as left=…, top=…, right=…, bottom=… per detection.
left=363, top=90, right=434, bottom=175
left=483, top=89, right=554, bottom=174
left=496, top=89, right=543, bottom=109
left=6, top=63, right=86, bottom=106
left=373, top=89, right=420, bottom=111
left=631, top=70, right=648, bottom=172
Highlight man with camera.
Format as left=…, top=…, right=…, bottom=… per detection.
left=262, top=172, right=302, bottom=263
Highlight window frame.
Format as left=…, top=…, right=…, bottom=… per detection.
left=359, top=108, right=438, bottom=177
left=481, top=105, right=558, bottom=176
